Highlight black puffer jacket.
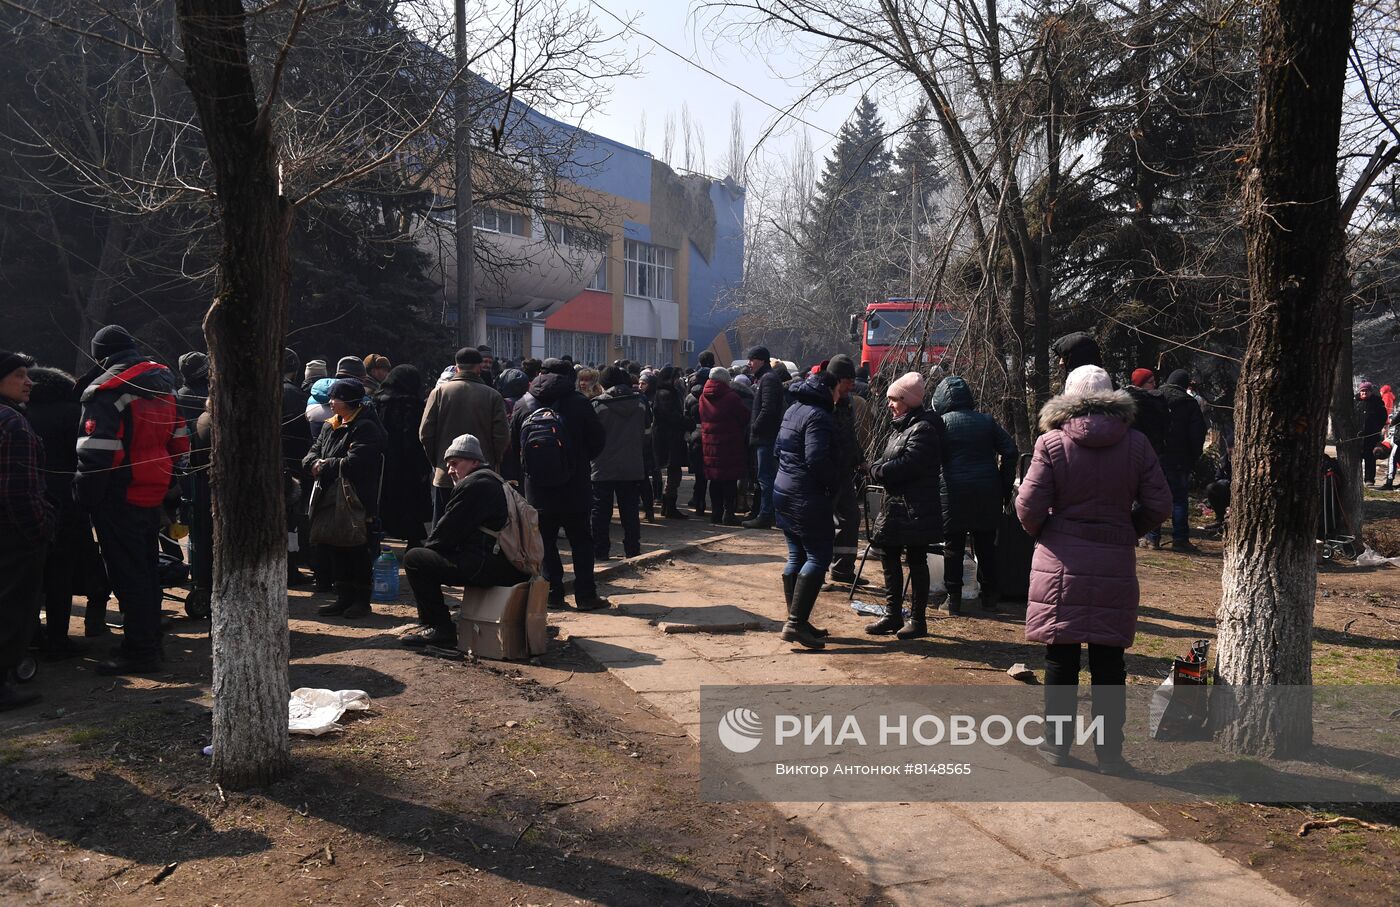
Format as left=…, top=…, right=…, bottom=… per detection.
left=373, top=376, right=432, bottom=540
left=509, top=371, right=605, bottom=514
left=748, top=363, right=786, bottom=446
left=651, top=368, right=688, bottom=468
left=1160, top=370, right=1207, bottom=470
left=869, top=406, right=943, bottom=547
left=931, top=376, right=1017, bottom=533
left=24, top=367, right=81, bottom=519
left=304, top=406, right=387, bottom=521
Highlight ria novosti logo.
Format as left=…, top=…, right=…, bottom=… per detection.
left=717, top=707, right=763, bottom=753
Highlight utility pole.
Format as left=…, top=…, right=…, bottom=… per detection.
left=454, top=0, right=474, bottom=347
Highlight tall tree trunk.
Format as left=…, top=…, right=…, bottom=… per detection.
left=1213, top=0, right=1354, bottom=757
left=177, top=0, right=294, bottom=788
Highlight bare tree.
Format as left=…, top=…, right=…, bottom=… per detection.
left=726, top=101, right=746, bottom=184
left=662, top=111, right=676, bottom=165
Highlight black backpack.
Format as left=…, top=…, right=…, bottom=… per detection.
left=1124, top=386, right=1170, bottom=454
left=520, top=407, right=573, bottom=485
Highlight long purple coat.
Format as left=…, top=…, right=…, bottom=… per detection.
left=699, top=380, right=749, bottom=481
left=1015, top=390, right=1172, bottom=648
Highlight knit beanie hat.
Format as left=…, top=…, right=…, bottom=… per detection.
left=708, top=366, right=732, bottom=385
left=444, top=433, right=486, bottom=463
left=91, top=325, right=136, bottom=362
left=1064, top=365, right=1113, bottom=397
left=178, top=351, right=209, bottom=383
left=1130, top=368, right=1155, bottom=388
left=827, top=354, right=856, bottom=381
left=335, top=356, right=367, bottom=378
left=328, top=378, right=366, bottom=403
left=887, top=371, right=926, bottom=407
left=304, top=360, right=328, bottom=384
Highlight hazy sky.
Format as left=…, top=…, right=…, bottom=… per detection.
left=568, top=1, right=873, bottom=176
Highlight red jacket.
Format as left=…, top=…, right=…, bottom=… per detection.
left=699, top=380, right=749, bottom=481
left=76, top=355, right=189, bottom=509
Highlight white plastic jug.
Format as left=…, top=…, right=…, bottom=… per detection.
left=962, top=554, right=980, bottom=600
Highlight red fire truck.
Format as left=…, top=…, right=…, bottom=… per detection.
left=848, top=298, right=960, bottom=372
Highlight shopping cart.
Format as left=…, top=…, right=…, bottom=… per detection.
left=846, top=483, right=942, bottom=616
left=1319, top=455, right=1358, bottom=560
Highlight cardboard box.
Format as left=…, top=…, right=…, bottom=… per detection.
left=456, top=579, right=549, bottom=661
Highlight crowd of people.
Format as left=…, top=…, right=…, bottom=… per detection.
left=0, top=325, right=1385, bottom=775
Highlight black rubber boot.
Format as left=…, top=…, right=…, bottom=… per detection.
left=782, top=573, right=797, bottom=609
left=896, top=593, right=928, bottom=639
left=867, top=561, right=905, bottom=634
left=945, top=584, right=962, bottom=616
left=663, top=496, right=689, bottom=520
left=980, top=587, right=999, bottom=613
left=741, top=512, right=773, bottom=530
left=781, top=573, right=826, bottom=650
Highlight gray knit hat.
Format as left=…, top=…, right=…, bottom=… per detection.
left=304, top=359, right=328, bottom=383
left=708, top=366, right=732, bottom=385
left=335, top=356, right=367, bottom=378
left=444, top=433, right=486, bottom=464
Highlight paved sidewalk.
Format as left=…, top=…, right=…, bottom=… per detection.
left=552, top=535, right=1301, bottom=907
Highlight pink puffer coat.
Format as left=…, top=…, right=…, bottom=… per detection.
left=1015, top=390, right=1172, bottom=648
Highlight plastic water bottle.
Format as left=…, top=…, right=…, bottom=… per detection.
left=372, top=547, right=400, bottom=602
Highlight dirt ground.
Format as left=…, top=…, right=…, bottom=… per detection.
left=0, top=589, right=885, bottom=905
left=2, top=492, right=1398, bottom=905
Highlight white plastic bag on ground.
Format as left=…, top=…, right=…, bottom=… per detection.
left=1356, top=547, right=1400, bottom=568
left=288, top=688, right=371, bottom=736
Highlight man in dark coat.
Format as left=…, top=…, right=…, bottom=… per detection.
left=743, top=346, right=786, bottom=529
left=931, top=376, right=1017, bottom=611
left=651, top=365, right=690, bottom=520
left=26, top=366, right=100, bottom=654
left=1358, top=381, right=1388, bottom=486
left=282, top=349, right=313, bottom=584
left=683, top=367, right=710, bottom=514
left=373, top=365, right=433, bottom=549
left=509, top=358, right=609, bottom=610
left=591, top=366, right=648, bottom=560
left=0, top=352, right=55, bottom=710
left=1148, top=368, right=1209, bottom=552
left=1051, top=332, right=1103, bottom=376
left=826, top=355, right=866, bottom=585
left=401, top=433, right=528, bottom=649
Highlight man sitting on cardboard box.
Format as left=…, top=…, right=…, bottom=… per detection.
left=402, top=433, right=529, bottom=648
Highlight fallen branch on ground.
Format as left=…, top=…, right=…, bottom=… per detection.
left=1297, top=816, right=1390, bottom=837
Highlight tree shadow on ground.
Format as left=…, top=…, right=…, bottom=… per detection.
left=0, top=766, right=271, bottom=863
left=287, top=662, right=407, bottom=699
left=261, top=773, right=768, bottom=906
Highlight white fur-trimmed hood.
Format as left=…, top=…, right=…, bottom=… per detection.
left=1038, top=389, right=1136, bottom=433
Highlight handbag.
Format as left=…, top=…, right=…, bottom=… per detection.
left=309, top=474, right=368, bottom=547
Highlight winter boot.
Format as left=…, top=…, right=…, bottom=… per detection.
left=781, top=573, right=827, bottom=638
left=741, top=512, right=773, bottom=530
left=663, top=496, right=689, bottom=520
left=781, top=573, right=826, bottom=650
left=341, top=585, right=373, bottom=619
left=896, top=592, right=928, bottom=639
left=318, top=583, right=355, bottom=617
left=944, top=584, right=962, bottom=616
left=980, top=586, right=999, bottom=613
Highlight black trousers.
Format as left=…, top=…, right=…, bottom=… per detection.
left=830, top=478, right=860, bottom=578
left=92, top=503, right=163, bottom=661
left=687, top=448, right=708, bottom=507
left=329, top=541, right=373, bottom=591
left=0, top=543, right=45, bottom=670
left=1043, top=643, right=1127, bottom=756
left=1362, top=434, right=1381, bottom=484
left=709, top=479, right=736, bottom=522
left=943, top=529, right=997, bottom=597
left=42, top=513, right=92, bottom=642
left=879, top=544, right=930, bottom=608
left=592, top=480, right=642, bottom=559
left=539, top=510, right=596, bottom=600
left=404, top=547, right=525, bottom=633
left=661, top=458, right=682, bottom=502
left=1206, top=480, right=1230, bottom=522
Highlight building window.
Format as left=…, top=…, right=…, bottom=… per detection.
left=474, top=206, right=529, bottom=237
left=620, top=335, right=659, bottom=366
left=624, top=240, right=675, bottom=300
left=586, top=259, right=608, bottom=291
left=545, top=221, right=607, bottom=251
left=486, top=325, right=525, bottom=362
left=661, top=339, right=677, bottom=364
left=545, top=329, right=607, bottom=366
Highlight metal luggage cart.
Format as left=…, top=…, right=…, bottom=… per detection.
left=846, top=483, right=942, bottom=614
left=1319, top=460, right=1357, bottom=560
